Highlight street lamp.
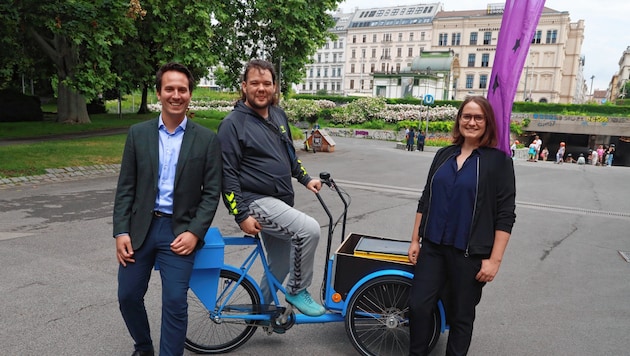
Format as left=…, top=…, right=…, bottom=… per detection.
left=590, top=75, right=595, bottom=97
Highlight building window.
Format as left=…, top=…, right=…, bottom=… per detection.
left=317, top=54, right=321, bottom=63
left=370, top=63, right=375, bottom=73
left=479, top=74, right=487, bottom=89
left=324, top=68, right=328, bottom=77
left=469, top=32, right=478, bottom=45
left=397, top=48, right=402, bottom=57
left=351, top=49, right=356, bottom=59
left=438, top=33, right=448, bottom=46
left=465, top=74, right=474, bottom=89
left=352, top=35, right=356, bottom=44
left=350, top=64, right=355, bottom=73
left=451, top=33, right=461, bottom=46
left=481, top=53, right=490, bottom=67
left=362, top=34, right=367, bottom=43
left=333, top=53, right=337, bottom=63
left=546, top=30, right=557, bottom=44
left=339, top=39, right=343, bottom=48
left=532, top=30, right=541, bottom=44
left=309, top=68, right=313, bottom=77
left=316, top=69, right=321, bottom=77
left=409, top=32, right=414, bottom=41
left=361, top=48, right=366, bottom=58
left=309, top=82, right=313, bottom=90
left=483, top=31, right=492, bottom=45
left=467, top=53, right=476, bottom=67
left=361, top=63, right=365, bottom=73
left=420, top=32, right=425, bottom=41
left=408, top=47, right=413, bottom=57
left=350, top=79, right=354, bottom=89
left=398, top=33, right=403, bottom=42
left=372, top=34, right=377, bottom=43
left=396, top=63, right=401, bottom=72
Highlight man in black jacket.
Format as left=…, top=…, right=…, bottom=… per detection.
left=217, top=59, right=325, bottom=317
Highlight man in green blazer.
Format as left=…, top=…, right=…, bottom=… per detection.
left=112, top=62, right=222, bottom=356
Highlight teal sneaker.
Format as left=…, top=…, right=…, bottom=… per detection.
left=285, top=290, right=325, bottom=316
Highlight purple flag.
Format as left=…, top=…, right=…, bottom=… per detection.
left=487, top=0, right=546, bottom=155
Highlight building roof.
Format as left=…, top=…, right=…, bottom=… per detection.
left=348, top=3, right=442, bottom=29
left=407, top=51, right=454, bottom=72
left=434, top=6, right=564, bottom=19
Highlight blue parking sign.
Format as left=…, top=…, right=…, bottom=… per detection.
left=423, top=94, right=434, bottom=104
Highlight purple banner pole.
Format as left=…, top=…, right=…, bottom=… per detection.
left=487, top=0, right=546, bottom=155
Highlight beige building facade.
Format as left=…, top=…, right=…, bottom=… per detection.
left=432, top=5, right=585, bottom=103
left=608, top=46, right=630, bottom=101
left=298, top=3, right=585, bottom=104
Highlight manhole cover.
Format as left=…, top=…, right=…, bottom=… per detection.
left=618, top=251, right=630, bottom=263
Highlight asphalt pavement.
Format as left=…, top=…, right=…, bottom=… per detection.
left=1, top=137, right=629, bottom=355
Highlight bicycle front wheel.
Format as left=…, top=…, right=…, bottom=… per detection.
left=186, top=269, right=261, bottom=354
left=345, top=275, right=438, bottom=356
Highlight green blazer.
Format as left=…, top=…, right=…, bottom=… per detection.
left=112, top=118, right=222, bottom=249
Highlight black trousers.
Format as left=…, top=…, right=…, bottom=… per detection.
left=409, top=240, right=485, bottom=356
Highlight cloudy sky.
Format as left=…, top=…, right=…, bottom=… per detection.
left=338, top=0, right=629, bottom=91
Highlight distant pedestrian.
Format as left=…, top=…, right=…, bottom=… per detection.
left=417, top=131, right=425, bottom=151
left=407, top=128, right=416, bottom=151
left=555, top=142, right=565, bottom=164
left=528, top=141, right=536, bottom=162
left=606, top=145, right=615, bottom=166
left=540, top=147, right=549, bottom=161
left=534, top=135, right=542, bottom=161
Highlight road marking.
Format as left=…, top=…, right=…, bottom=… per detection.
left=333, top=179, right=630, bottom=220
left=0, top=232, right=34, bottom=241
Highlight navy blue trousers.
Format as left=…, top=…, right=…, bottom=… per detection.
left=118, top=216, right=195, bottom=356
left=409, top=240, right=485, bottom=356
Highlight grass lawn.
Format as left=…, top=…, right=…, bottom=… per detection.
left=0, top=112, right=224, bottom=178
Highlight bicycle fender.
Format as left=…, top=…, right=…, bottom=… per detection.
left=341, top=269, right=413, bottom=316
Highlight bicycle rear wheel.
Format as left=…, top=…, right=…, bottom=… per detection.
left=345, top=275, right=440, bottom=356
left=186, top=269, right=260, bottom=354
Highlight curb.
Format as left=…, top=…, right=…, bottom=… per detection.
left=0, top=164, right=120, bottom=189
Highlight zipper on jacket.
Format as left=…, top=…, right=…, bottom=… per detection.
left=464, top=155, right=481, bottom=258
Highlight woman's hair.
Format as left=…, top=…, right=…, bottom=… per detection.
left=155, top=62, right=194, bottom=93
left=451, top=95, right=498, bottom=148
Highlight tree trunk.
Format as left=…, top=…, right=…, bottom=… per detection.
left=57, top=82, right=91, bottom=123
left=28, top=29, right=91, bottom=123
left=137, top=84, right=150, bottom=114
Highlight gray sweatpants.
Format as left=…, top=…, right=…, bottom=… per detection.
left=248, top=196, right=321, bottom=303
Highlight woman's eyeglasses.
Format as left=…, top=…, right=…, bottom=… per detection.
left=460, top=114, right=485, bottom=123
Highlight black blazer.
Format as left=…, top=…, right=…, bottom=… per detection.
left=113, top=118, right=222, bottom=249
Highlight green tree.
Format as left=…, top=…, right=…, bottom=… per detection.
left=213, top=66, right=239, bottom=91
left=14, top=0, right=138, bottom=123
left=110, top=0, right=218, bottom=114
left=210, top=0, right=341, bottom=96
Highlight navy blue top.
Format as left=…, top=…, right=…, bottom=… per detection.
left=425, top=147, right=479, bottom=251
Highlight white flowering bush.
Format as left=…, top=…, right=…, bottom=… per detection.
left=316, top=99, right=337, bottom=109
left=148, top=99, right=236, bottom=112
left=280, top=99, right=321, bottom=123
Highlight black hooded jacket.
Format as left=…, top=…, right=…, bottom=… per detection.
left=217, top=100, right=312, bottom=224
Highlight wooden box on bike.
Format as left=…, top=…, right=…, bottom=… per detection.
left=333, top=233, right=413, bottom=299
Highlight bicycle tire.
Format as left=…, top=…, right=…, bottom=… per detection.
left=345, top=275, right=441, bottom=356
left=185, top=269, right=260, bottom=354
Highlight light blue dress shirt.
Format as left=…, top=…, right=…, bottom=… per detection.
left=154, top=115, right=187, bottom=214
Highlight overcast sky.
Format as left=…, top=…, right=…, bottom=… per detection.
left=338, top=0, right=629, bottom=91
